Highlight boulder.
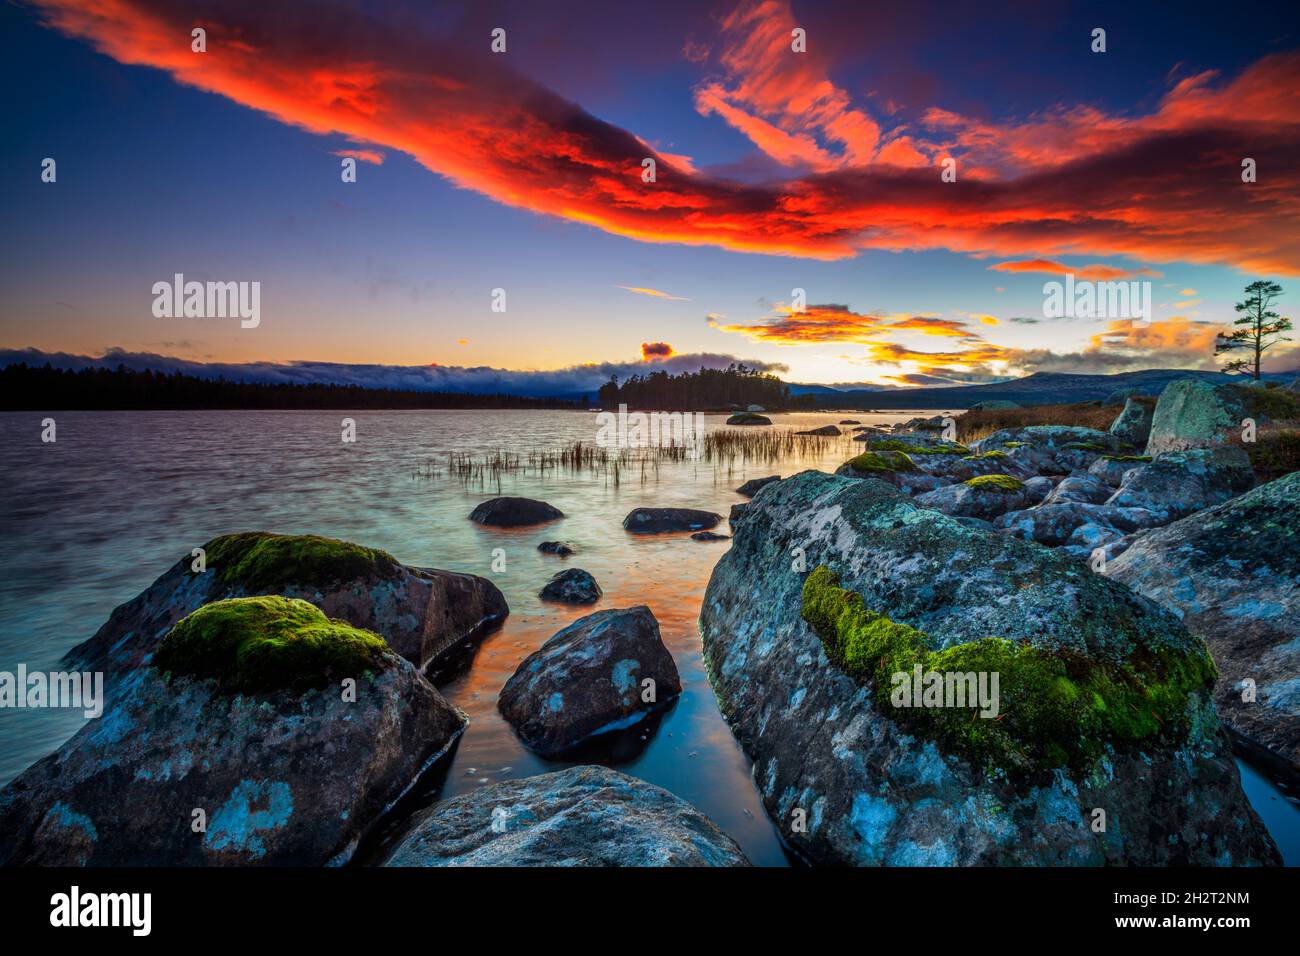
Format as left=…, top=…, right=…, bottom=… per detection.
left=995, top=502, right=1163, bottom=547
left=1145, top=380, right=1249, bottom=455
left=498, top=606, right=681, bottom=757
left=623, top=507, right=722, bottom=533
left=1105, top=447, right=1255, bottom=523
left=839, top=420, right=862, bottom=425
left=700, top=470, right=1278, bottom=865
left=834, top=450, right=946, bottom=495
left=736, top=475, right=780, bottom=497
left=469, top=496, right=563, bottom=527
left=726, top=412, right=771, bottom=426
left=970, top=425, right=1123, bottom=456
left=1041, top=472, right=1113, bottom=506
left=1104, top=386, right=1142, bottom=406
left=1109, top=398, right=1155, bottom=448
left=915, top=475, right=1029, bottom=520
left=1088, top=455, right=1150, bottom=488
left=538, top=568, right=601, bottom=605
left=1106, top=472, right=1300, bottom=777
left=538, top=541, right=576, bottom=557
left=1022, top=476, right=1054, bottom=504
left=796, top=425, right=842, bottom=436
left=383, top=766, right=748, bottom=866
left=0, top=597, right=466, bottom=865
left=65, top=532, right=508, bottom=688
left=691, top=531, right=730, bottom=541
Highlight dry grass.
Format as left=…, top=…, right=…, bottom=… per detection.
left=956, top=399, right=1153, bottom=443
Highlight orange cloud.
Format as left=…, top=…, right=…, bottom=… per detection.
left=617, top=286, right=691, bottom=301
left=989, top=259, right=1164, bottom=282
left=29, top=0, right=1300, bottom=273
left=641, top=342, right=676, bottom=360
left=333, top=148, right=384, bottom=165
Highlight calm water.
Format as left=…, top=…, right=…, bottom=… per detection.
left=1, top=409, right=1296, bottom=866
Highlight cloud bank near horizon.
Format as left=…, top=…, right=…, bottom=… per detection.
left=0, top=347, right=790, bottom=397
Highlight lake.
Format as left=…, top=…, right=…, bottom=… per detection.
left=1, top=408, right=1295, bottom=865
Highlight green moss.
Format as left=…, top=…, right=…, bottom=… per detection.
left=962, top=450, right=1006, bottom=461
left=1001, top=441, right=1031, bottom=449
left=869, top=438, right=969, bottom=455
left=847, top=450, right=917, bottom=473
left=1103, top=454, right=1152, bottom=462
left=913, top=421, right=945, bottom=431
left=1063, top=442, right=1108, bottom=452
left=153, top=596, right=391, bottom=693
left=800, top=566, right=1217, bottom=778
left=964, top=474, right=1025, bottom=492
left=203, top=532, right=400, bottom=592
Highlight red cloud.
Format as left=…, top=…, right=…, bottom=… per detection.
left=29, top=0, right=1300, bottom=274
left=640, top=342, right=676, bottom=360
left=990, top=259, right=1163, bottom=282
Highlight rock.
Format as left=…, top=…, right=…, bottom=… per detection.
left=1088, top=455, right=1150, bottom=488
left=1064, top=521, right=1125, bottom=555
left=835, top=450, right=947, bottom=495
left=915, top=475, right=1029, bottom=520
left=1104, top=386, right=1141, bottom=406
left=729, top=503, right=748, bottom=524
left=995, top=502, right=1163, bottom=546
left=1106, top=472, right=1300, bottom=777
left=0, top=597, right=466, bottom=865
left=65, top=532, right=508, bottom=688
left=700, top=470, right=1278, bottom=866
left=746, top=404, right=766, bottom=413
left=383, top=766, right=748, bottom=866
left=736, top=475, right=780, bottom=497
left=967, top=400, right=1020, bottom=410
left=726, top=412, right=771, bottom=425
left=1145, top=380, right=1250, bottom=455
left=1042, top=472, right=1113, bottom=506
left=691, top=531, right=730, bottom=541
left=623, top=507, right=722, bottom=533
left=498, top=607, right=681, bottom=757
left=796, top=424, right=841, bottom=436
left=839, top=419, right=861, bottom=425
left=469, top=496, right=564, bottom=527
left=538, top=541, right=576, bottom=557
left=1109, top=398, right=1155, bottom=448
left=538, top=568, right=601, bottom=605
left=1106, top=447, right=1255, bottom=523
left=1022, top=476, right=1054, bottom=504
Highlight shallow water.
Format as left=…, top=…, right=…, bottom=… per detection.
left=1, top=408, right=1296, bottom=865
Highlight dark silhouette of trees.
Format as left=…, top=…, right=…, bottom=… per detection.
left=1217, top=280, right=1292, bottom=380
left=0, top=363, right=580, bottom=410
left=596, top=363, right=809, bottom=410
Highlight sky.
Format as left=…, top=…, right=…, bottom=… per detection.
left=1, top=0, right=1298, bottom=390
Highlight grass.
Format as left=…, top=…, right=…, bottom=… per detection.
left=154, top=596, right=391, bottom=693
left=1244, top=426, right=1300, bottom=482
left=801, top=566, right=1217, bottom=778
left=957, top=398, right=1154, bottom=443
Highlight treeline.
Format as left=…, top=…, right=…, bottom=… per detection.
left=596, top=364, right=811, bottom=410
left=0, top=363, right=581, bottom=410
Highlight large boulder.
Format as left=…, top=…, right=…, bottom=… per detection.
left=702, top=470, right=1277, bottom=866
left=498, top=606, right=681, bottom=757
left=1145, top=381, right=1248, bottom=456
left=623, top=507, right=722, bottom=533
left=835, top=450, right=946, bottom=495
left=384, top=766, right=748, bottom=866
left=65, top=532, right=508, bottom=687
left=1041, top=472, right=1113, bottom=506
left=994, top=502, right=1162, bottom=547
left=1105, top=472, right=1300, bottom=777
left=914, top=475, right=1029, bottom=520
left=1088, top=455, right=1150, bottom=488
left=1109, top=398, right=1155, bottom=448
left=469, top=496, right=563, bottom=527
left=1105, top=447, right=1255, bottom=523
left=0, top=597, right=466, bottom=865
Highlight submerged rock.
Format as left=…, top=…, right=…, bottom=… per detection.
left=623, top=507, right=722, bottom=533
left=796, top=425, right=842, bottom=436
left=65, top=532, right=508, bottom=687
left=469, top=496, right=564, bottom=527
left=538, top=568, right=601, bottom=605
left=726, top=412, right=771, bottom=426
left=1106, top=472, right=1300, bottom=777
left=691, top=531, right=731, bottom=541
left=538, top=540, right=576, bottom=557
left=736, top=475, right=780, bottom=497
left=383, top=766, right=748, bottom=866
left=701, top=470, right=1276, bottom=866
left=0, top=597, right=466, bottom=865
left=498, top=606, right=681, bottom=757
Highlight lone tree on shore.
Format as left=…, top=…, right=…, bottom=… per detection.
left=1216, top=280, right=1292, bottom=380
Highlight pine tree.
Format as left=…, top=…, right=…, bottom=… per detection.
left=1216, top=280, right=1292, bottom=380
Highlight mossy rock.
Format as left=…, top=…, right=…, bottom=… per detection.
left=1001, top=441, right=1031, bottom=449
left=869, top=437, right=968, bottom=455
left=800, top=566, right=1216, bottom=778
left=1063, top=442, right=1108, bottom=452
left=962, top=449, right=1007, bottom=461
left=846, top=450, right=917, bottom=474
left=1103, top=454, right=1152, bottom=463
left=204, top=532, right=401, bottom=592
left=964, top=474, right=1024, bottom=493
left=153, top=596, right=392, bottom=693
